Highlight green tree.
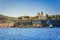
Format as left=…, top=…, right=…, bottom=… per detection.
left=24, top=16, right=30, bottom=18
left=52, top=15, right=55, bottom=18
left=46, top=14, right=49, bottom=19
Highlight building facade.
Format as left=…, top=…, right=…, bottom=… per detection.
left=36, top=12, right=46, bottom=19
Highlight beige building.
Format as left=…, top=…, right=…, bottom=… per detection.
left=36, top=12, right=46, bottom=19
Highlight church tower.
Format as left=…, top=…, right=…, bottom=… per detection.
left=37, top=11, right=45, bottom=19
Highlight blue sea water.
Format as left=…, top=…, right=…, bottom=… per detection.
left=0, top=28, right=60, bottom=40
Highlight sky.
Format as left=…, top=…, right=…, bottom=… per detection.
left=0, top=0, right=60, bottom=17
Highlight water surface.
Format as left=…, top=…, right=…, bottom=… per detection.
left=0, top=28, right=60, bottom=40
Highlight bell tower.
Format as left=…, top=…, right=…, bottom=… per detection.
left=40, top=11, right=43, bottom=16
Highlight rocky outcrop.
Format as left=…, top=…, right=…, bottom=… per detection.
left=0, top=23, right=14, bottom=28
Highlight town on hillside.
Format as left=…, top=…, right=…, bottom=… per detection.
left=0, top=12, right=60, bottom=28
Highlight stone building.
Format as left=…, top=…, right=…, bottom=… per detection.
left=36, top=12, right=46, bottom=19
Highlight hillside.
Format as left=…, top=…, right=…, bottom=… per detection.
left=0, top=14, right=16, bottom=23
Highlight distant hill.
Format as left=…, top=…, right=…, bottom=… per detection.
left=0, top=14, right=16, bottom=23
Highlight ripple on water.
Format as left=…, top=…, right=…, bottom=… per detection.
left=0, top=28, right=60, bottom=40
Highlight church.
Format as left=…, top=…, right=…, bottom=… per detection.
left=36, top=12, right=46, bottom=19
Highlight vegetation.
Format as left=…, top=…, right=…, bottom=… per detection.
left=0, top=14, right=16, bottom=23
left=0, top=14, right=60, bottom=28
left=46, top=14, right=60, bottom=19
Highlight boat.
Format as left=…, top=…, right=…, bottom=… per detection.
left=49, top=24, right=53, bottom=28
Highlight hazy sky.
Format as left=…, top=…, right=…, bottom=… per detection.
left=0, top=0, right=60, bottom=17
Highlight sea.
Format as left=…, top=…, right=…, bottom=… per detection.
left=0, top=27, right=60, bottom=40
